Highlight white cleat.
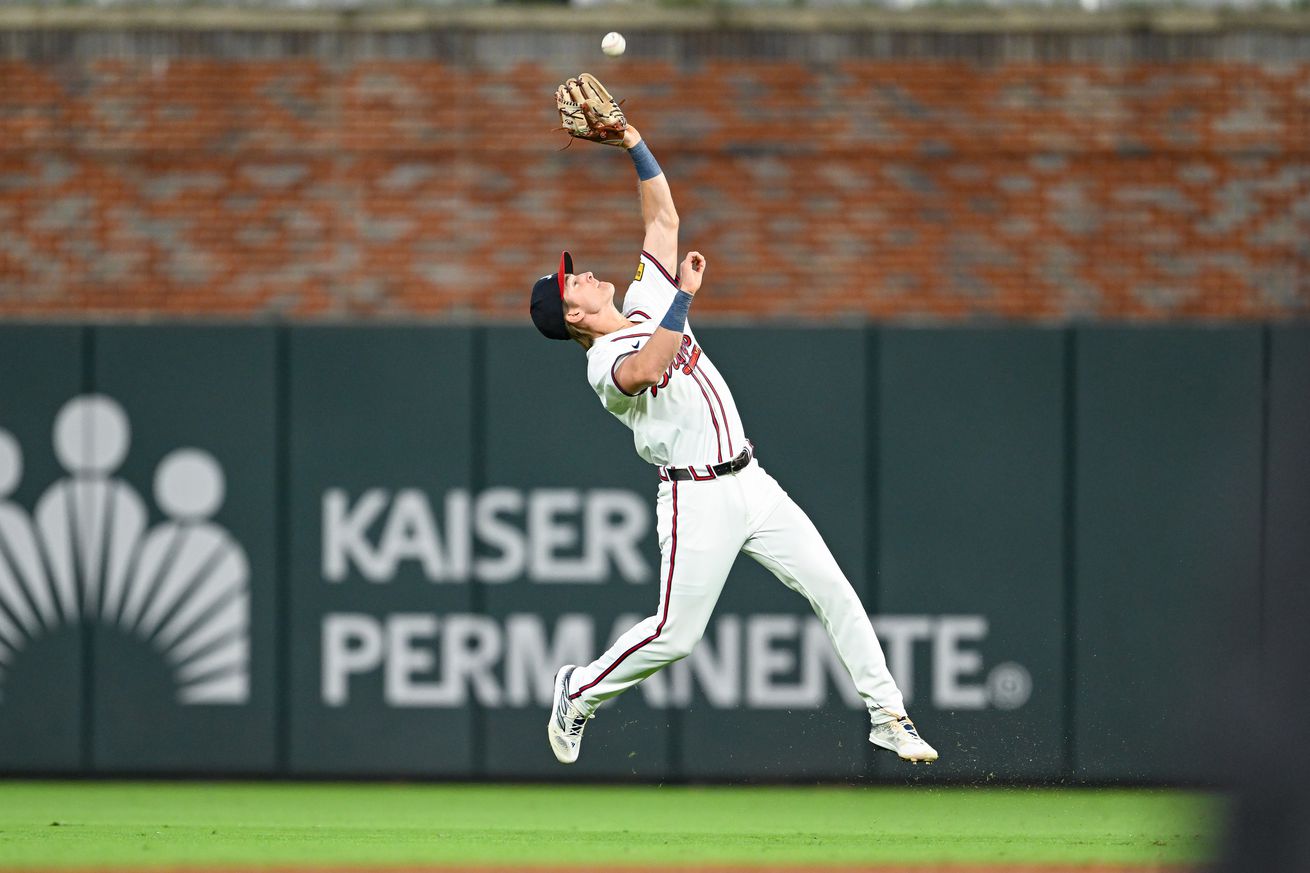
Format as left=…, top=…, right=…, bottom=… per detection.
left=547, top=665, right=593, bottom=764
left=869, top=715, right=939, bottom=764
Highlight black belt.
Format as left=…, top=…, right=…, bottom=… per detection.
left=657, top=441, right=754, bottom=482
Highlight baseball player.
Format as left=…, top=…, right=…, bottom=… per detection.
left=530, top=74, right=937, bottom=766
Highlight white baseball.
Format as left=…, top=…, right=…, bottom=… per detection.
left=601, top=32, right=626, bottom=57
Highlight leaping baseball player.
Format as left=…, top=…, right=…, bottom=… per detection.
left=531, top=74, right=938, bottom=766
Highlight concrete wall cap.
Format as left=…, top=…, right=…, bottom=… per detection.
left=0, top=5, right=1308, bottom=34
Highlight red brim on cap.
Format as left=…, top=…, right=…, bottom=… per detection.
left=556, top=251, right=573, bottom=298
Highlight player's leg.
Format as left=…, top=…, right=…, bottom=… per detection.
left=740, top=482, right=904, bottom=718
left=568, top=479, right=743, bottom=713
left=738, top=465, right=937, bottom=762
left=549, top=478, right=745, bottom=763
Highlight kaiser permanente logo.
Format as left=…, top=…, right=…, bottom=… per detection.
left=0, top=395, right=250, bottom=705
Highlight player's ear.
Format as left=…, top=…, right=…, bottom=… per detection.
left=564, top=305, right=585, bottom=325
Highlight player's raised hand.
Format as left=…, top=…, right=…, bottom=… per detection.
left=679, top=252, right=706, bottom=295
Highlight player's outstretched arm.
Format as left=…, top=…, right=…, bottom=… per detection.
left=615, top=252, right=705, bottom=394
left=556, top=75, right=678, bottom=271
left=623, top=125, right=679, bottom=276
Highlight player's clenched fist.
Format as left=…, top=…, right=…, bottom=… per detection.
left=679, top=252, right=706, bottom=295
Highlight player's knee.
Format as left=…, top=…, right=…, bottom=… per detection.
left=661, top=622, right=704, bottom=661
left=665, top=639, right=696, bottom=662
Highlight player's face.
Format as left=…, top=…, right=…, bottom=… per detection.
left=561, top=271, right=615, bottom=317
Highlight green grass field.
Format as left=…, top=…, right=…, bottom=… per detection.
left=0, top=781, right=1221, bottom=870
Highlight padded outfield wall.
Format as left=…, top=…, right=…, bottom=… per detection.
left=0, top=324, right=1305, bottom=784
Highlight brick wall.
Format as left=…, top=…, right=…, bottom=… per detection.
left=1, top=18, right=1307, bottom=322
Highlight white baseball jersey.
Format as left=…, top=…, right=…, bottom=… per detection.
left=585, top=251, right=746, bottom=468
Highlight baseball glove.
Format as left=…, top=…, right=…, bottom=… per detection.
left=556, top=73, right=627, bottom=146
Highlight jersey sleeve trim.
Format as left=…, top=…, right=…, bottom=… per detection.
left=642, top=251, right=680, bottom=290
left=624, top=309, right=652, bottom=322
left=610, top=351, right=647, bottom=397
left=609, top=331, right=653, bottom=344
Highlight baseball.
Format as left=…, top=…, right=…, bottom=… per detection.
left=601, top=32, right=626, bottom=57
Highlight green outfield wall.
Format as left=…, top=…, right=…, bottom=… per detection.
left=0, top=324, right=1303, bottom=784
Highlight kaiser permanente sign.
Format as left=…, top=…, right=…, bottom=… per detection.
left=318, top=488, right=1032, bottom=714
left=0, top=323, right=1273, bottom=782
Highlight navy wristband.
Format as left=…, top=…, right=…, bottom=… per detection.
left=660, top=290, right=694, bottom=333
left=629, top=141, right=662, bottom=181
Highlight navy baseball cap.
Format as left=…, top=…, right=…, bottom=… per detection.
left=530, top=250, right=573, bottom=341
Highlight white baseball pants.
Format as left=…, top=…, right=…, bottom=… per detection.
left=567, top=459, right=907, bottom=723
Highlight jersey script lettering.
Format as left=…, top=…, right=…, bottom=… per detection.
left=650, top=336, right=701, bottom=397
